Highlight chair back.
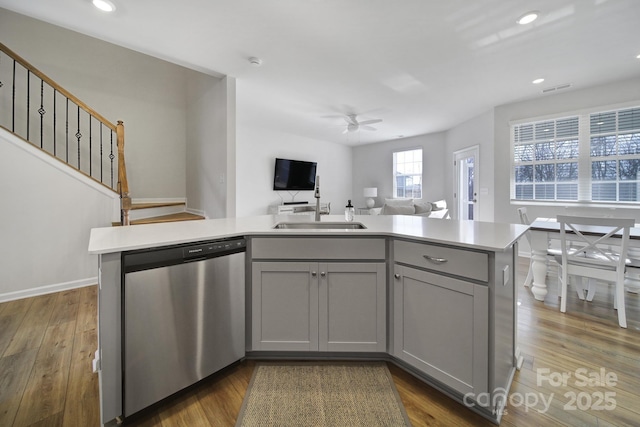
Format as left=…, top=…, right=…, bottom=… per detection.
left=556, top=215, right=633, bottom=273
left=517, top=207, right=532, bottom=246
left=517, top=207, right=530, bottom=225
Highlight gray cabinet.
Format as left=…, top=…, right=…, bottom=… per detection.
left=392, top=238, right=516, bottom=418
left=251, top=262, right=319, bottom=351
left=393, top=264, right=488, bottom=397
left=319, top=263, right=386, bottom=352
left=251, top=261, right=386, bottom=352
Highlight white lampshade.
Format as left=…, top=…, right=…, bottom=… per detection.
left=363, top=187, right=377, bottom=208
left=363, top=187, right=377, bottom=197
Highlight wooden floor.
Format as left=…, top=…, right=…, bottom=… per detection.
left=1, top=259, right=639, bottom=426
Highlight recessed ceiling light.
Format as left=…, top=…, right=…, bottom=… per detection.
left=637, top=54, right=640, bottom=59
left=532, top=78, right=545, bottom=84
left=92, top=0, right=116, bottom=12
left=517, top=11, right=539, bottom=25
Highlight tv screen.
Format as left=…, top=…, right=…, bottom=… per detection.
left=273, top=158, right=317, bottom=191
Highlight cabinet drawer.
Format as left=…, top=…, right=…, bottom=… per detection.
left=394, top=240, right=488, bottom=282
left=251, top=238, right=385, bottom=260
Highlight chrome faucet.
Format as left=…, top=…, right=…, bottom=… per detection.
left=314, top=175, right=321, bottom=221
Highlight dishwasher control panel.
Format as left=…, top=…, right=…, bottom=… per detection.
left=123, top=237, right=246, bottom=272
left=183, top=238, right=246, bottom=259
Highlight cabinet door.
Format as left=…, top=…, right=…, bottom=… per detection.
left=393, top=265, right=488, bottom=397
left=319, top=263, right=386, bottom=352
left=252, top=262, right=319, bottom=351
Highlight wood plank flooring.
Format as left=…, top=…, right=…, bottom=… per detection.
left=1, top=259, right=639, bottom=426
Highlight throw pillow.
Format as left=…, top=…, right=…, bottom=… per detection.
left=414, top=202, right=432, bottom=214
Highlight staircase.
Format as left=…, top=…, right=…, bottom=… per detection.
left=0, top=42, right=204, bottom=226
left=112, top=202, right=204, bottom=226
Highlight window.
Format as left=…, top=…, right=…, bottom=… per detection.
left=393, top=148, right=422, bottom=198
left=512, top=106, right=640, bottom=205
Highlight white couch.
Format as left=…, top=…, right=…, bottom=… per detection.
left=370, top=199, right=449, bottom=219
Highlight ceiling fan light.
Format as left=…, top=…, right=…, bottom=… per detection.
left=517, top=11, right=539, bottom=25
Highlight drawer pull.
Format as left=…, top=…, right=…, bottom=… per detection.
left=394, top=273, right=401, bottom=280
left=423, top=255, right=448, bottom=264
left=320, top=272, right=326, bottom=277
left=312, top=271, right=317, bottom=276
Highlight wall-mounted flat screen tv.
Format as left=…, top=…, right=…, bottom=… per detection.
left=273, top=158, right=317, bottom=191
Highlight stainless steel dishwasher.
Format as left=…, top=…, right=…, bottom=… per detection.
left=122, top=237, right=246, bottom=417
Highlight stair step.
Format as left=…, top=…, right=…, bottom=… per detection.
left=112, top=212, right=205, bottom=226
left=129, top=202, right=188, bottom=221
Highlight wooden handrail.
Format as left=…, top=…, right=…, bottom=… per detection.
left=0, top=42, right=117, bottom=131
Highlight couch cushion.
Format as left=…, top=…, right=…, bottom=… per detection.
left=381, top=204, right=416, bottom=215
left=383, top=198, right=413, bottom=206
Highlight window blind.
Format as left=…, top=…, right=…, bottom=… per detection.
left=511, top=106, right=640, bottom=204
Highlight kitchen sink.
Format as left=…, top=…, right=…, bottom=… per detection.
left=273, top=221, right=367, bottom=230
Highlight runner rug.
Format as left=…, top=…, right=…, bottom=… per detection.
left=235, top=362, right=412, bottom=427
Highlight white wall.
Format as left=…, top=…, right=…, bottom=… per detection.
left=186, top=74, right=236, bottom=219
left=0, top=9, right=190, bottom=199
left=352, top=133, right=447, bottom=208
left=236, top=125, right=352, bottom=217
left=494, top=76, right=640, bottom=227
left=0, top=130, right=117, bottom=301
left=445, top=110, right=495, bottom=221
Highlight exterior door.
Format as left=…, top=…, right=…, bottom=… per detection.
left=454, top=146, right=479, bottom=220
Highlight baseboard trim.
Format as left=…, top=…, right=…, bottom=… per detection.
left=0, top=277, right=97, bottom=303
left=186, top=208, right=206, bottom=218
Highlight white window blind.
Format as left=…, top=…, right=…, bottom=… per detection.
left=590, top=107, right=640, bottom=202
left=393, top=148, right=422, bottom=198
left=511, top=106, right=640, bottom=204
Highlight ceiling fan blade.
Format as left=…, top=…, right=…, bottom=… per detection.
left=358, top=119, right=382, bottom=126
left=361, top=125, right=377, bottom=131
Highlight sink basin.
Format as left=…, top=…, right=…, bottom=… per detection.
left=273, top=221, right=367, bottom=230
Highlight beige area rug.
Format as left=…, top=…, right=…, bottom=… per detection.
left=235, top=362, right=412, bottom=427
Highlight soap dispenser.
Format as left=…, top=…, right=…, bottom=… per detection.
left=345, top=200, right=355, bottom=222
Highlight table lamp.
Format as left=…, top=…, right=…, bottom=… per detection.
left=363, top=187, right=377, bottom=208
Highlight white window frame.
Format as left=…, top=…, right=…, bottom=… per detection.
left=393, top=148, right=423, bottom=199
left=510, top=102, right=640, bottom=207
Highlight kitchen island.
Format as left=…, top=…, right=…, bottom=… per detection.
left=88, top=214, right=528, bottom=426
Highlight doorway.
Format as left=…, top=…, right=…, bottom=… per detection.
left=453, top=146, right=479, bottom=220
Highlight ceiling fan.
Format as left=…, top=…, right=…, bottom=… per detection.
left=342, top=114, right=382, bottom=133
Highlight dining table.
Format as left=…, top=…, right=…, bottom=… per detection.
left=527, top=217, right=640, bottom=301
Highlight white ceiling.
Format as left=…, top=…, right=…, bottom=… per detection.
left=2, top=0, right=639, bottom=146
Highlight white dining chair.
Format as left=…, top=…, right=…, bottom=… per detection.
left=517, top=207, right=561, bottom=288
left=517, top=208, right=534, bottom=287
left=555, top=215, right=634, bottom=328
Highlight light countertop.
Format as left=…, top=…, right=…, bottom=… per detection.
left=88, top=214, right=529, bottom=254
